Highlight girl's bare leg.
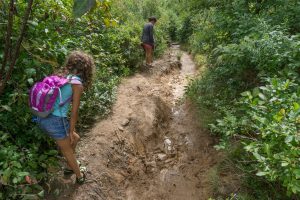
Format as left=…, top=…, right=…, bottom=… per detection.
left=71, top=131, right=80, bottom=152
left=56, top=137, right=82, bottom=178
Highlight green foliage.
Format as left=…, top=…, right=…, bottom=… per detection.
left=188, top=28, right=300, bottom=111
left=0, top=130, right=56, bottom=199
left=78, top=70, right=119, bottom=130
left=0, top=0, right=170, bottom=199
left=212, top=77, right=300, bottom=195
left=179, top=0, right=300, bottom=197
left=111, top=0, right=171, bottom=56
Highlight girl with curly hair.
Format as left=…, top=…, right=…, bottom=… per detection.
left=37, top=51, right=95, bottom=184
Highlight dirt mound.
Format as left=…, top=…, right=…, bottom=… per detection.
left=46, top=46, right=229, bottom=200
left=127, top=96, right=171, bottom=156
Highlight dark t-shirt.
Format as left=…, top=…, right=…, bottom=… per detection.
left=141, top=23, right=154, bottom=45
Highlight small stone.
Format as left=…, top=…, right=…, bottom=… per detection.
left=118, top=126, right=124, bottom=131
left=114, top=173, right=126, bottom=184
left=121, top=118, right=130, bottom=126
left=157, top=153, right=167, bottom=161
left=165, top=158, right=174, bottom=163
left=151, top=168, right=157, bottom=172
left=145, top=161, right=156, bottom=167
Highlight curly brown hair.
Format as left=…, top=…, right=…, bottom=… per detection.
left=64, top=51, right=95, bottom=89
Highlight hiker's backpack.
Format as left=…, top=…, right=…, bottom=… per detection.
left=29, top=75, right=81, bottom=118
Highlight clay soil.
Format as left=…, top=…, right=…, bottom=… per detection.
left=46, top=46, right=238, bottom=200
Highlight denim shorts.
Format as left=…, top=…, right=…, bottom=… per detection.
left=37, top=114, right=70, bottom=140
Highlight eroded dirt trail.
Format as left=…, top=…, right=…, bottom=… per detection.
left=50, top=46, right=221, bottom=200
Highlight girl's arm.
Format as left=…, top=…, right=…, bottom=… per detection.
left=69, top=84, right=83, bottom=144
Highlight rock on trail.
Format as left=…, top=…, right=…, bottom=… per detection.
left=46, top=45, right=234, bottom=200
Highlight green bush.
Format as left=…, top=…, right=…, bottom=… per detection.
left=190, top=28, right=300, bottom=108
left=179, top=0, right=300, bottom=197
left=212, top=77, right=300, bottom=195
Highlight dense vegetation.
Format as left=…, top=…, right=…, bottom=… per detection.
left=173, top=0, right=300, bottom=198
left=3, top=0, right=300, bottom=199
left=0, top=0, right=170, bottom=199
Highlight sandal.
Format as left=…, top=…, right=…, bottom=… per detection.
left=63, top=168, right=74, bottom=175
left=76, top=170, right=86, bottom=184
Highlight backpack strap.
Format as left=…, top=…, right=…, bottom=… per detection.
left=58, top=75, right=82, bottom=107
left=66, top=75, right=82, bottom=85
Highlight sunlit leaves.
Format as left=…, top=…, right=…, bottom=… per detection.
left=212, top=77, right=300, bottom=195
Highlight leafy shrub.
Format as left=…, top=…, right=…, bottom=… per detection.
left=180, top=0, right=300, bottom=197
left=212, top=77, right=300, bottom=195
left=0, top=130, right=57, bottom=199
left=188, top=27, right=300, bottom=108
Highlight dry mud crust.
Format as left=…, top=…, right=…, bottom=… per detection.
left=46, top=46, right=238, bottom=200
left=126, top=96, right=171, bottom=156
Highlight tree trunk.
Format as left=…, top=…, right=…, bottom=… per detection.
left=0, top=0, right=14, bottom=79
left=0, top=0, right=34, bottom=96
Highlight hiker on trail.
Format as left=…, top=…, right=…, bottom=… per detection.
left=141, top=16, right=157, bottom=67
left=34, top=51, right=95, bottom=184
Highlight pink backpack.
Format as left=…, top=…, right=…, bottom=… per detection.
left=29, top=75, right=81, bottom=118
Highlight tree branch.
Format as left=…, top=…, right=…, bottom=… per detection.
left=0, top=0, right=34, bottom=96
left=0, top=0, right=14, bottom=79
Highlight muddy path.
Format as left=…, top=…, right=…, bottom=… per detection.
left=47, top=46, right=226, bottom=200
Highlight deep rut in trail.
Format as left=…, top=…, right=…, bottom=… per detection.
left=47, top=45, right=230, bottom=200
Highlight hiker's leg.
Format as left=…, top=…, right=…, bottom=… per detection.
left=56, top=137, right=82, bottom=178
left=142, top=44, right=147, bottom=64
left=146, top=48, right=152, bottom=64
left=145, top=48, right=149, bottom=64
left=149, top=47, right=153, bottom=63
left=143, top=43, right=151, bottom=65
left=62, top=133, right=80, bottom=170
left=71, top=131, right=80, bottom=152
